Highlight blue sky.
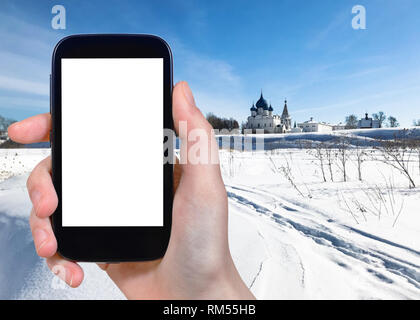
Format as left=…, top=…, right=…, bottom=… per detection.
left=0, top=0, right=419, bottom=126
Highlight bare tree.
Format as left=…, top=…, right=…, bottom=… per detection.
left=324, top=143, right=335, bottom=182
left=335, top=137, right=350, bottom=182
left=338, top=174, right=405, bottom=226
left=387, top=116, right=399, bottom=128
left=307, top=142, right=327, bottom=182
left=354, top=140, right=367, bottom=181
left=375, top=131, right=416, bottom=188
left=269, top=154, right=310, bottom=198
left=345, top=114, right=358, bottom=129
left=405, top=131, right=420, bottom=176
left=206, top=113, right=239, bottom=130
left=337, top=190, right=360, bottom=224
left=228, top=147, right=235, bottom=178
left=373, top=111, right=386, bottom=128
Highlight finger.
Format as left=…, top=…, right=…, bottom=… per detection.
left=27, top=156, right=58, bottom=218
left=46, top=254, right=84, bottom=288
left=172, top=82, right=222, bottom=181
left=8, top=113, right=51, bottom=144
left=29, top=207, right=57, bottom=258
left=97, top=263, right=110, bottom=271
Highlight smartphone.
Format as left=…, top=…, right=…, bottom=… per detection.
left=50, top=34, right=173, bottom=262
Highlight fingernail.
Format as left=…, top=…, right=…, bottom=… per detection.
left=181, top=82, right=196, bottom=107
left=34, top=228, right=48, bottom=251
left=30, top=190, right=42, bottom=214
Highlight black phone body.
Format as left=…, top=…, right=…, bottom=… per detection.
left=51, top=34, right=173, bottom=262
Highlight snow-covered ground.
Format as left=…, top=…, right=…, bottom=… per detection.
left=0, top=149, right=123, bottom=299
left=0, top=146, right=419, bottom=299
left=223, top=149, right=419, bottom=299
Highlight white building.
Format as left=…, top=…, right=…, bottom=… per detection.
left=298, top=118, right=333, bottom=133
left=291, top=125, right=303, bottom=133
left=358, top=113, right=380, bottom=129
left=333, top=122, right=346, bottom=131
left=246, top=92, right=292, bottom=133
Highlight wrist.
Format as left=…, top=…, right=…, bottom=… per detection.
left=193, top=258, right=256, bottom=300
left=222, top=262, right=256, bottom=300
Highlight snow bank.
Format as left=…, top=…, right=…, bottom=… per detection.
left=222, top=149, right=420, bottom=299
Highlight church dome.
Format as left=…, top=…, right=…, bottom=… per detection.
left=250, top=103, right=257, bottom=111
left=256, top=92, right=268, bottom=110
left=268, top=104, right=273, bottom=112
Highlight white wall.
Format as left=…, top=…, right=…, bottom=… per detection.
left=298, top=122, right=333, bottom=133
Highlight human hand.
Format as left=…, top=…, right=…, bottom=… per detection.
left=8, top=81, right=254, bottom=300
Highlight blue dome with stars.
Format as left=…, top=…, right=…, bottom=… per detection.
left=255, top=92, right=268, bottom=110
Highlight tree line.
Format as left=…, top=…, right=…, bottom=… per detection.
left=0, top=115, right=16, bottom=133
left=344, top=111, right=401, bottom=129
left=206, top=113, right=239, bottom=131
left=205, top=111, right=416, bottom=132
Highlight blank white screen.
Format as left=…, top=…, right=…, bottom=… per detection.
left=61, top=58, right=163, bottom=227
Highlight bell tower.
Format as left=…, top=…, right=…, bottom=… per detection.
left=281, top=99, right=292, bottom=130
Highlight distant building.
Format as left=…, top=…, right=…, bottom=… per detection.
left=358, top=113, right=380, bottom=129
left=332, top=123, right=346, bottom=131
left=298, top=118, right=333, bottom=133
left=291, top=121, right=303, bottom=133
left=246, top=92, right=292, bottom=133
left=291, top=127, right=303, bottom=133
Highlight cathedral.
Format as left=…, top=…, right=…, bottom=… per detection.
left=246, top=92, right=292, bottom=133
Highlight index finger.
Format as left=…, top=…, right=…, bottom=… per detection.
left=7, top=113, right=51, bottom=144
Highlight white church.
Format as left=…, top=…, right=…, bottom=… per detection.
left=246, top=92, right=292, bottom=133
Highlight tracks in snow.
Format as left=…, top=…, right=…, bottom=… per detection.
left=226, top=183, right=420, bottom=293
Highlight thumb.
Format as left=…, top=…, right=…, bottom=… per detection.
left=172, top=81, right=223, bottom=186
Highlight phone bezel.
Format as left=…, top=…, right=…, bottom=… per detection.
left=51, top=34, right=173, bottom=262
